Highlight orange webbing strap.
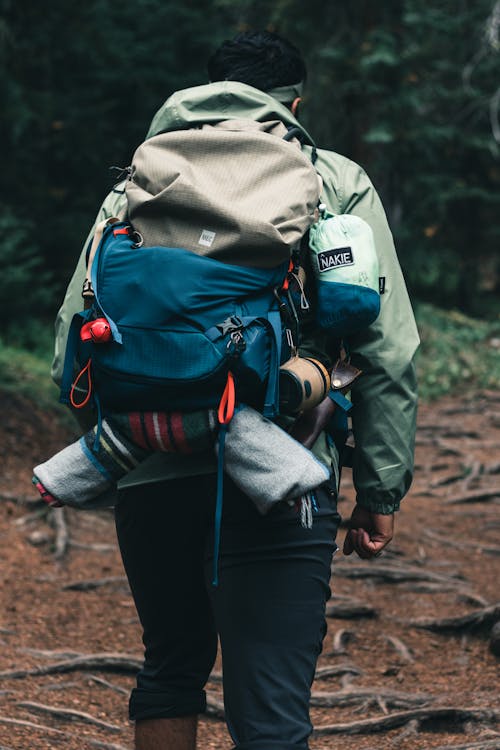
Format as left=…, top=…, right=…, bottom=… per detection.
left=213, top=370, right=236, bottom=587
left=70, top=359, right=93, bottom=409
left=217, top=371, right=235, bottom=425
left=281, top=259, right=294, bottom=292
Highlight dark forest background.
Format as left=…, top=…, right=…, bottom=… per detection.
left=1, top=0, right=499, bottom=345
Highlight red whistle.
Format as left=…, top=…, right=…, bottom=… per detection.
left=80, top=317, right=112, bottom=343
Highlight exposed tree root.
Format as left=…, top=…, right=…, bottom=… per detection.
left=84, top=674, right=129, bottom=695
left=424, top=528, right=500, bottom=556
left=330, top=628, right=355, bottom=655
left=0, top=653, right=142, bottom=679
left=207, top=663, right=361, bottom=686
left=205, top=692, right=225, bottom=719
left=0, top=492, right=37, bottom=505
left=68, top=540, right=115, bottom=552
left=18, top=700, right=122, bottom=732
left=201, top=689, right=430, bottom=720
left=391, top=718, right=420, bottom=745
left=51, top=507, right=69, bottom=559
left=489, top=621, right=500, bottom=656
left=309, top=688, right=431, bottom=710
left=334, top=561, right=464, bottom=586
left=313, top=706, right=500, bottom=736
left=0, top=716, right=129, bottom=749
left=326, top=597, right=378, bottom=619
left=13, top=508, right=47, bottom=527
left=456, top=591, right=490, bottom=608
left=383, top=635, right=414, bottom=662
left=433, top=741, right=500, bottom=750
left=445, top=489, right=500, bottom=505
left=314, top=664, right=362, bottom=679
left=62, top=577, right=128, bottom=591
left=410, top=603, right=500, bottom=633
left=19, top=648, right=83, bottom=660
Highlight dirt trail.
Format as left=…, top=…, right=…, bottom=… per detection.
left=0, top=390, right=499, bottom=750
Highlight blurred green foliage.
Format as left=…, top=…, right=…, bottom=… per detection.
left=1, top=0, right=499, bottom=325
left=415, top=303, right=500, bottom=399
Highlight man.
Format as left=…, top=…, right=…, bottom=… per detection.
left=52, top=31, right=419, bottom=750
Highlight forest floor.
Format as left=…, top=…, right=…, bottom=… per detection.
left=0, top=389, right=499, bottom=750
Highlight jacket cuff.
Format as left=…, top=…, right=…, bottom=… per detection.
left=355, top=496, right=400, bottom=515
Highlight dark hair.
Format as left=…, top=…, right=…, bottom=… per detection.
left=207, top=31, right=306, bottom=92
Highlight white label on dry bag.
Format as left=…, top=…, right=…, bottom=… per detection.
left=317, top=246, right=354, bottom=271
left=199, top=229, right=216, bottom=247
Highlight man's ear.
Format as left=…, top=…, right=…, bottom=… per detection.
left=291, top=97, right=302, bottom=117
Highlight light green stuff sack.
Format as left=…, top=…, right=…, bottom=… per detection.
left=309, top=212, right=380, bottom=337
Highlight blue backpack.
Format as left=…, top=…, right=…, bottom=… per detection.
left=60, top=222, right=293, bottom=420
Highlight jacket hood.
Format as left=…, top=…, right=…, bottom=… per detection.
left=146, top=81, right=315, bottom=146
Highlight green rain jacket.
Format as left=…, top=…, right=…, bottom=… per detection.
left=51, top=82, right=419, bottom=514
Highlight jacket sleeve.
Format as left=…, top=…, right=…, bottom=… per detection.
left=338, top=160, right=419, bottom=514
left=51, top=187, right=127, bottom=386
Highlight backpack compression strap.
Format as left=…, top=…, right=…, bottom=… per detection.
left=212, top=371, right=236, bottom=587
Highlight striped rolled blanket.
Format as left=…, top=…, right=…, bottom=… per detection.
left=33, top=409, right=216, bottom=508
left=33, top=405, right=330, bottom=515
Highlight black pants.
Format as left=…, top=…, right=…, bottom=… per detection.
left=115, top=473, right=340, bottom=750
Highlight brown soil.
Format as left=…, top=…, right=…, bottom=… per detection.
left=0, top=390, right=499, bottom=750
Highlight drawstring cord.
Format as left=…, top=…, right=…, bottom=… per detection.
left=70, top=359, right=93, bottom=409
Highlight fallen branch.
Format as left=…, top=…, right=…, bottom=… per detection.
left=0, top=652, right=142, bottom=679
left=18, top=700, right=122, bottom=732
left=313, top=706, right=500, bottom=736
left=410, top=603, right=500, bottom=633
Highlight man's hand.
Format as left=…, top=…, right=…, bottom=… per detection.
left=343, top=505, right=394, bottom=559
left=289, top=396, right=336, bottom=449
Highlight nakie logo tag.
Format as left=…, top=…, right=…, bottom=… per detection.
left=317, top=246, right=354, bottom=272
left=198, top=229, right=216, bottom=248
